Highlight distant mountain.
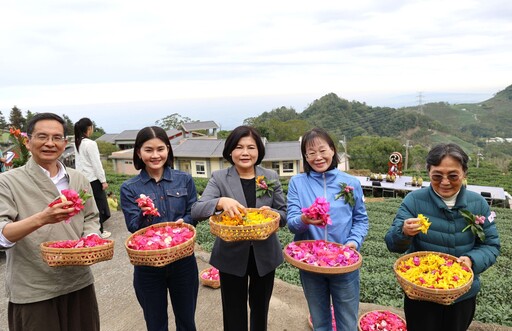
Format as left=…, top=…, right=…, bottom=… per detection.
left=248, top=84, right=512, bottom=154
left=402, top=84, right=512, bottom=139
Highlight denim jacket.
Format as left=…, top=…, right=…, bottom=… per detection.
left=120, top=166, right=197, bottom=233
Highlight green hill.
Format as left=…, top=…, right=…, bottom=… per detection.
left=246, top=84, right=512, bottom=154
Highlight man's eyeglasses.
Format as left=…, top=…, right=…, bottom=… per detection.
left=28, top=134, right=67, bottom=143
left=430, top=173, right=461, bottom=182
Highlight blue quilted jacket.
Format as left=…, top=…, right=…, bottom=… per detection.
left=385, top=185, right=500, bottom=302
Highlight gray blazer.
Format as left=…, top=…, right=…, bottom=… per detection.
left=191, top=165, right=287, bottom=277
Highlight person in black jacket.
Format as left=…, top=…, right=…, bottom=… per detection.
left=191, top=126, right=287, bottom=331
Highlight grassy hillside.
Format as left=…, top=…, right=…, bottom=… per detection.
left=403, top=84, right=512, bottom=140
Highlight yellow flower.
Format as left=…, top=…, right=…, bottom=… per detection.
left=417, top=214, right=431, bottom=234
left=396, top=253, right=472, bottom=289
left=219, top=211, right=272, bottom=226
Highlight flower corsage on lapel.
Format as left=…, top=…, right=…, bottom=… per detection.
left=334, top=182, right=355, bottom=207
left=255, top=175, right=276, bottom=198
left=460, top=210, right=495, bottom=242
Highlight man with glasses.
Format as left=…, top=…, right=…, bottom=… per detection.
left=0, top=113, right=101, bottom=331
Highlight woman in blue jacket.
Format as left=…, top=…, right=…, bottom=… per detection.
left=385, top=143, right=500, bottom=331
left=120, top=126, right=198, bottom=331
left=287, top=127, right=369, bottom=331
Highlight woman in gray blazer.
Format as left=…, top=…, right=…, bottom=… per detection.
left=191, top=126, right=287, bottom=331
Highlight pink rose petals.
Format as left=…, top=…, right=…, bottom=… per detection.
left=285, top=240, right=360, bottom=268
left=136, top=194, right=161, bottom=217
left=201, top=267, right=220, bottom=281
left=127, top=224, right=194, bottom=250
left=302, top=197, right=332, bottom=228
left=48, top=189, right=92, bottom=223
left=359, top=310, right=407, bottom=331
left=48, top=233, right=109, bottom=248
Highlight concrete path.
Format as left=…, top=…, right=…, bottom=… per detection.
left=1, top=211, right=510, bottom=330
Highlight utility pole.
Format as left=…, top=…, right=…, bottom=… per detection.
left=340, top=136, right=348, bottom=170
left=404, top=140, right=411, bottom=170
left=476, top=149, right=483, bottom=168
left=417, top=92, right=424, bottom=115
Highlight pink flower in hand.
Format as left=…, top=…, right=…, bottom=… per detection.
left=301, top=197, right=332, bottom=228
left=48, top=189, right=92, bottom=223
left=136, top=194, right=161, bottom=217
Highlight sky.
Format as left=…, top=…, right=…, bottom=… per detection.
left=1, top=0, right=511, bottom=133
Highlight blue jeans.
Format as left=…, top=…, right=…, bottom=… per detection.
left=134, top=254, right=199, bottom=331
left=300, top=269, right=360, bottom=331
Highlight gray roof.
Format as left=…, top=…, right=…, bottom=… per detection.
left=264, top=141, right=302, bottom=161
left=172, top=139, right=301, bottom=161
left=102, top=129, right=183, bottom=144
left=115, top=130, right=140, bottom=140
left=173, top=139, right=224, bottom=158
left=166, top=129, right=181, bottom=136
left=181, top=121, right=219, bottom=131
left=96, top=133, right=119, bottom=144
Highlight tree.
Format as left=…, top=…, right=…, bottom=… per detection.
left=0, top=111, right=7, bottom=129
left=156, top=113, right=192, bottom=130
left=91, top=121, right=106, bottom=140
left=349, top=136, right=404, bottom=172
left=25, top=110, right=36, bottom=125
left=217, top=130, right=232, bottom=139
left=97, top=140, right=119, bottom=156
left=9, top=106, right=26, bottom=131
left=62, top=114, right=74, bottom=136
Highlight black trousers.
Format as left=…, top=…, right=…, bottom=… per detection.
left=219, top=248, right=275, bottom=331
left=404, top=295, right=476, bottom=331
left=90, top=179, right=110, bottom=232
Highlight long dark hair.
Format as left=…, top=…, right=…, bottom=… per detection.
left=222, top=125, right=265, bottom=165
left=301, top=127, right=340, bottom=173
left=133, top=126, right=173, bottom=170
left=74, top=117, right=93, bottom=153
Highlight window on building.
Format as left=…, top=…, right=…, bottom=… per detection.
left=196, top=162, right=206, bottom=175
left=271, top=162, right=280, bottom=173
left=282, top=161, right=294, bottom=173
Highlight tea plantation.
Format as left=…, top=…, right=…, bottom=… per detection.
left=195, top=200, right=512, bottom=327
left=106, top=169, right=511, bottom=326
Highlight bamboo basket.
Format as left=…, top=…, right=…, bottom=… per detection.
left=199, top=267, right=220, bottom=289
left=209, top=208, right=280, bottom=242
left=393, top=251, right=474, bottom=305
left=284, top=240, right=362, bottom=274
left=40, top=240, right=114, bottom=267
left=358, top=310, right=406, bottom=331
left=125, top=222, right=196, bottom=267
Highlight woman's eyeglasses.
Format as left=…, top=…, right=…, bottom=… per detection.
left=430, top=173, right=461, bottom=182
left=305, top=150, right=331, bottom=159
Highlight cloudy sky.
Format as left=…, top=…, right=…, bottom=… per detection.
left=1, top=0, right=511, bottom=133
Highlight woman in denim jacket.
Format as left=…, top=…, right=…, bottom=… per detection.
left=120, top=126, right=198, bottom=331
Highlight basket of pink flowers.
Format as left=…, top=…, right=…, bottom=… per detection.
left=199, top=266, right=220, bottom=289
left=40, top=234, right=114, bottom=267
left=284, top=240, right=362, bottom=274
left=358, top=310, right=407, bottom=331
left=125, top=222, right=196, bottom=267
